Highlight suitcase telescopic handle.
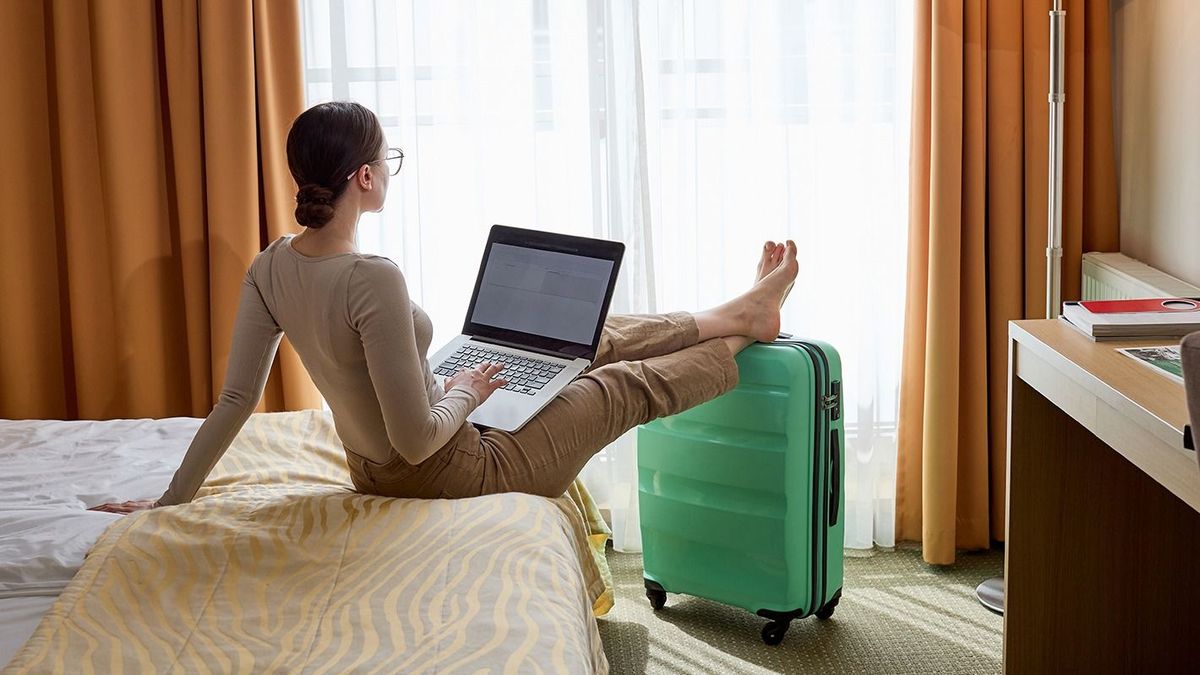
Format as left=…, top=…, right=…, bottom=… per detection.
left=829, top=431, right=841, bottom=526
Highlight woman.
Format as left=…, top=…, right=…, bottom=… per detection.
left=92, top=101, right=797, bottom=513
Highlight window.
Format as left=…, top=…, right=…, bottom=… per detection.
left=301, top=0, right=913, bottom=551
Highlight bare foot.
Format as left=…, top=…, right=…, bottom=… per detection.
left=755, top=241, right=785, bottom=283
left=740, top=241, right=798, bottom=342
left=693, top=240, right=798, bottom=344
left=755, top=240, right=795, bottom=308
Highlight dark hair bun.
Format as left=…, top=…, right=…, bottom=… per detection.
left=287, top=101, right=386, bottom=229
left=295, top=184, right=336, bottom=228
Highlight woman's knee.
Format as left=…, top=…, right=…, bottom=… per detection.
left=538, top=476, right=577, bottom=499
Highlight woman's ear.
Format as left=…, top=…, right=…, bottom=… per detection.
left=351, top=164, right=372, bottom=191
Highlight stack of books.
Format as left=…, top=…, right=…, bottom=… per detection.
left=1060, top=298, right=1200, bottom=341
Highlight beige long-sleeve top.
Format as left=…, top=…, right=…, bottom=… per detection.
left=158, top=236, right=479, bottom=506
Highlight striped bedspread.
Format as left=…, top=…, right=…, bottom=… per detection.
left=4, top=411, right=611, bottom=674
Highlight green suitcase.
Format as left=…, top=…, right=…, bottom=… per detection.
left=638, top=339, right=844, bottom=645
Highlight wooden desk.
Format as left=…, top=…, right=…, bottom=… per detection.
left=1005, top=320, right=1200, bottom=672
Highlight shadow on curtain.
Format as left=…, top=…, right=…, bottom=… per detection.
left=0, top=0, right=321, bottom=420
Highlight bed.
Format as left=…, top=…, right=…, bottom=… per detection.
left=0, top=411, right=611, bottom=673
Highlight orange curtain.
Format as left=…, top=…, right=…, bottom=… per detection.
left=897, top=0, right=1119, bottom=564
left=0, top=0, right=320, bottom=420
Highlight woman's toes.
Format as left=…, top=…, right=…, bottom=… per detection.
left=754, top=239, right=793, bottom=287
left=756, top=241, right=779, bottom=282
left=772, top=242, right=798, bottom=278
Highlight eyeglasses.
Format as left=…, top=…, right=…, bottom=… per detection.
left=346, top=147, right=404, bottom=181
left=379, top=147, right=404, bottom=176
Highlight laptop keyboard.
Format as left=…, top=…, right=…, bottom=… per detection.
left=434, top=344, right=566, bottom=396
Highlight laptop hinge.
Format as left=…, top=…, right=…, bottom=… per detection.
left=468, top=335, right=587, bottom=362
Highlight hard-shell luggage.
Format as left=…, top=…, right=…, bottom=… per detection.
left=637, top=339, right=845, bottom=645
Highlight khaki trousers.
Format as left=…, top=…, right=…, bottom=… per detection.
left=346, top=312, right=740, bottom=499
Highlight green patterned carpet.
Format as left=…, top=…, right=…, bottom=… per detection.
left=597, top=546, right=1003, bottom=674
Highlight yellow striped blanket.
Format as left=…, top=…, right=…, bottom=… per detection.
left=4, top=411, right=611, bottom=674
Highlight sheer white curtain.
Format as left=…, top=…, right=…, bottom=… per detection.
left=300, top=0, right=911, bottom=552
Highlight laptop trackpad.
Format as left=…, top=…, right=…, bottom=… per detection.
left=468, top=391, right=535, bottom=432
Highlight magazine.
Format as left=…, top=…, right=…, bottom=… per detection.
left=1116, top=345, right=1184, bottom=384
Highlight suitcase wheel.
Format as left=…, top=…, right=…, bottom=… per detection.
left=815, top=595, right=839, bottom=620
left=646, top=588, right=667, bottom=611
left=644, top=579, right=668, bottom=611
left=761, top=620, right=790, bottom=646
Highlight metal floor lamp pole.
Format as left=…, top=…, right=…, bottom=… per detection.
left=976, top=0, right=1066, bottom=616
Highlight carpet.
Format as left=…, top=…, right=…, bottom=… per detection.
left=597, top=546, right=1003, bottom=674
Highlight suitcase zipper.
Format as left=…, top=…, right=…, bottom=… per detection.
left=778, top=340, right=835, bottom=617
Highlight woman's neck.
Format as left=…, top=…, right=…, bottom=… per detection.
left=293, top=208, right=360, bottom=256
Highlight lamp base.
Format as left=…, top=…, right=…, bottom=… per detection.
left=975, top=577, right=1005, bottom=615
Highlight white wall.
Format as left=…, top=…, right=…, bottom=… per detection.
left=1112, top=0, right=1200, bottom=286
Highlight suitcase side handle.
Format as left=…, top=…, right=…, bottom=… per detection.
left=829, top=431, right=841, bottom=526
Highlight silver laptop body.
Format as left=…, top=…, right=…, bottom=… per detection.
left=428, top=225, right=625, bottom=432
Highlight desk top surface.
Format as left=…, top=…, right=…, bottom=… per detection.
left=1011, top=319, right=1188, bottom=437
left=1011, top=319, right=1200, bottom=513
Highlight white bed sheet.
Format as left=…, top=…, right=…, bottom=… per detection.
left=0, top=417, right=200, bottom=667
left=0, top=597, right=54, bottom=664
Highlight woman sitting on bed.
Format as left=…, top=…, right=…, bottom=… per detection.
left=91, top=102, right=798, bottom=513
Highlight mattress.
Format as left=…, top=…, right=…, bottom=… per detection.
left=1, top=412, right=610, bottom=673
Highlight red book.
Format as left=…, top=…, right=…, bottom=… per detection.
left=1061, top=297, right=1200, bottom=341
left=1079, top=298, right=1200, bottom=314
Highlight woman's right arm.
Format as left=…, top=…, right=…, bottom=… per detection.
left=348, top=258, right=499, bottom=465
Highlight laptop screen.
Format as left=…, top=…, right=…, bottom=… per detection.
left=462, top=226, right=625, bottom=359
left=469, top=243, right=615, bottom=346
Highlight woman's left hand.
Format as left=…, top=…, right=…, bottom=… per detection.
left=88, top=500, right=159, bottom=514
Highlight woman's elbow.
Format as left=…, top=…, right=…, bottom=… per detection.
left=391, top=433, right=441, bottom=466
left=216, top=388, right=259, bottom=414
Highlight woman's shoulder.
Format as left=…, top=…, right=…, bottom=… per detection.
left=251, top=236, right=294, bottom=266
left=242, top=237, right=288, bottom=277
left=346, top=254, right=411, bottom=303
left=344, top=256, right=415, bottom=324
left=349, top=252, right=403, bottom=275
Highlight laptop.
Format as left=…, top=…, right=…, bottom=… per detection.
left=429, top=225, right=625, bottom=432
